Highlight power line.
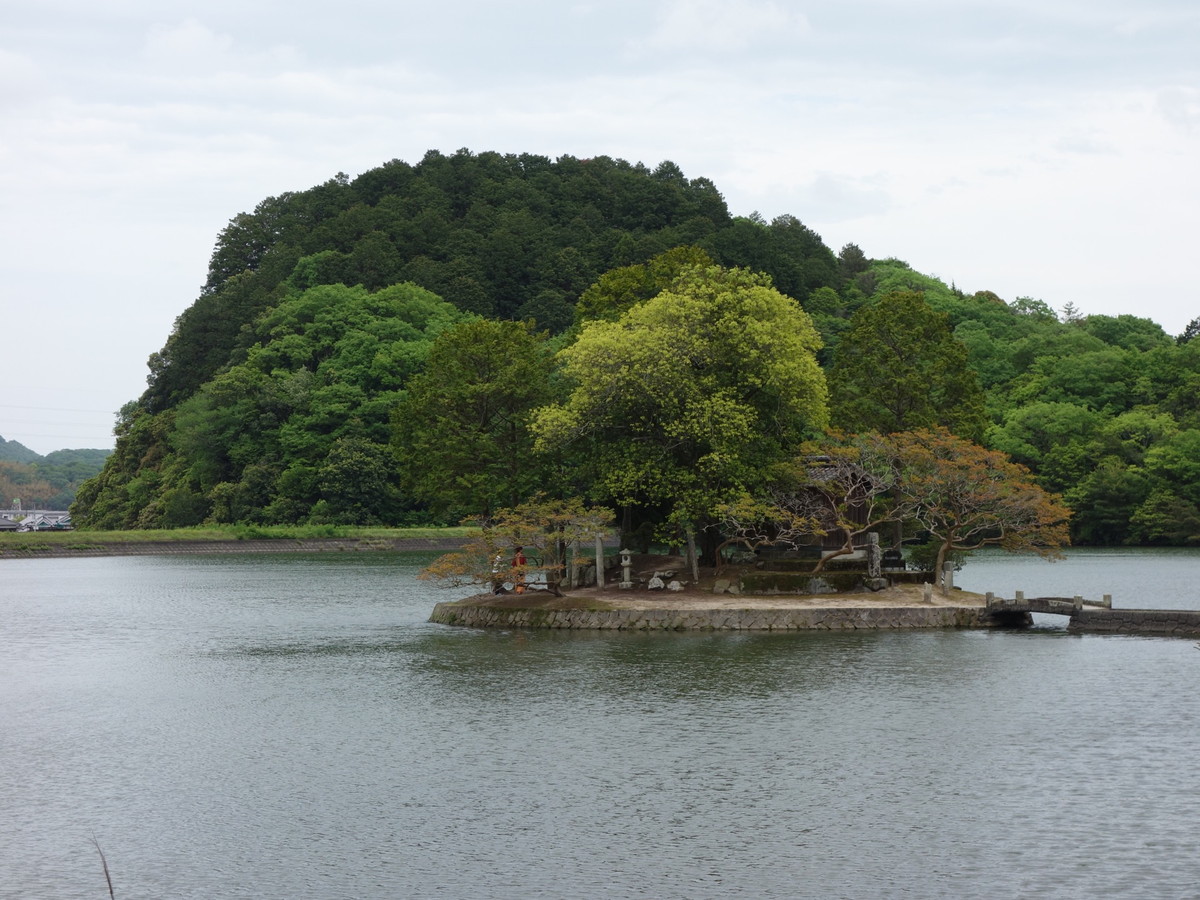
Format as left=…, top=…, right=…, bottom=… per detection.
left=0, top=404, right=119, bottom=414
left=3, top=421, right=114, bottom=430
left=2, top=434, right=113, bottom=440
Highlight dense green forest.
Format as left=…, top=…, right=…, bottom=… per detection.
left=0, top=437, right=110, bottom=509
left=73, top=149, right=1200, bottom=545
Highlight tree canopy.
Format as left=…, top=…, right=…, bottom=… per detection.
left=881, top=429, right=1072, bottom=587
left=76, top=283, right=464, bottom=529
left=392, top=318, right=556, bottom=521
left=533, top=264, right=828, bottom=534
left=140, top=150, right=840, bottom=413
left=829, top=290, right=987, bottom=441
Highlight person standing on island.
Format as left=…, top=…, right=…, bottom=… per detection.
left=511, top=546, right=527, bottom=594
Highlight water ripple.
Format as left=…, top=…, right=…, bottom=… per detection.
left=2, top=553, right=1198, bottom=898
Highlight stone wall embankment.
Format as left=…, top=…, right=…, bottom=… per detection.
left=429, top=601, right=993, bottom=631
left=1070, top=608, right=1200, bottom=638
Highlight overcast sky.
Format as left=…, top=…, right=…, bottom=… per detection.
left=3, top=0, right=1198, bottom=455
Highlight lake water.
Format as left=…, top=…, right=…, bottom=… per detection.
left=2, top=549, right=1199, bottom=899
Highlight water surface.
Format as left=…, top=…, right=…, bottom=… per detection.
left=2, top=551, right=1198, bottom=899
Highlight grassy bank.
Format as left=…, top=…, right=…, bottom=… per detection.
left=0, top=524, right=477, bottom=557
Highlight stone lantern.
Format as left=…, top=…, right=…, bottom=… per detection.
left=619, top=548, right=634, bottom=589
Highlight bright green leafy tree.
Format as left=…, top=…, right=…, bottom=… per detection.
left=533, top=264, right=829, bottom=552
left=573, top=246, right=715, bottom=324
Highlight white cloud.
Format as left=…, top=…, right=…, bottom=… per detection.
left=1156, top=86, right=1200, bottom=133
left=0, top=49, right=47, bottom=110
left=143, top=18, right=235, bottom=64
left=1053, top=133, right=1117, bottom=155
left=633, top=0, right=810, bottom=53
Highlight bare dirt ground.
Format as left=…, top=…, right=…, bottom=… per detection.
left=578, top=581, right=981, bottom=610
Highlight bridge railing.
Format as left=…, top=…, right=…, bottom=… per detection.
left=984, top=591, right=1113, bottom=613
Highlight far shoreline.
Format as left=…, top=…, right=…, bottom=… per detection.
left=0, top=534, right=468, bottom=560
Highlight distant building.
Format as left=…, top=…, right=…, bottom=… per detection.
left=0, top=509, right=73, bottom=530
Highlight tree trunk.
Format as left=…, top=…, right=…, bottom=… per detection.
left=810, top=531, right=853, bottom=573
left=935, top=540, right=950, bottom=593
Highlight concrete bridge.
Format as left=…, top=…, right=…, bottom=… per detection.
left=985, top=592, right=1109, bottom=617
left=984, top=592, right=1200, bottom=638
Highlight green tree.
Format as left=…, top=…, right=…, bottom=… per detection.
left=393, top=319, right=556, bottom=521
left=1064, top=458, right=1152, bottom=545
left=1143, top=429, right=1200, bottom=506
left=1178, top=316, right=1200, bottom=345
left=573, top=246, right=714, bottom=324
left=76, top=282, right=465, bottom=528
left=1081, top=314, right=1172, bottom=352
left=1009, top=348, right=1137, bottom=414
left=829, top=291, right=987, bottom=441
left=837, top=243, right=870, bottom=283
left=533, top=264, right=829, bottom=548
left=313, top=437, right=401, bottom=524
left=1128, top=490, right=1200, bottom=545
left=987, top=402, right=1104, bottom=494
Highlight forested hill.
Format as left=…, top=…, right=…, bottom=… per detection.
left=0, top=436, right=41, bottom=465
left=74, top=149, right=1200, bottom=545
left=141, top=150, right=836, bottom=414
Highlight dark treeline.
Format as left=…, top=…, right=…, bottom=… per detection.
left=72, top=149, right=1200, bottom=545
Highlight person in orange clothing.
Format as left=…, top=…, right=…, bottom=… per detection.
left=511, top=546, right=528, bottom=594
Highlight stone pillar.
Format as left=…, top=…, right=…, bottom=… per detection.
left=595, top=534, right=605, bottom=588
left=866, top=533, right=881, bottom=578
left=941, top=562, right=954, bottom=596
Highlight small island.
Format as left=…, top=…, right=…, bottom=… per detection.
left=430, top=582, right=995, bottom=632
left=430, top=548, right=999, bottom=632
left=429, top=545, right=1200, bottom=637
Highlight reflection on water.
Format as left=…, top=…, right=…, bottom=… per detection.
left=2, top=551, right=1199, bottom=899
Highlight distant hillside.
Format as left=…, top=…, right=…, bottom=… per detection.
left=0, top=435, right=41, bottom=465
left=0, top=440, right=111, bottom=509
